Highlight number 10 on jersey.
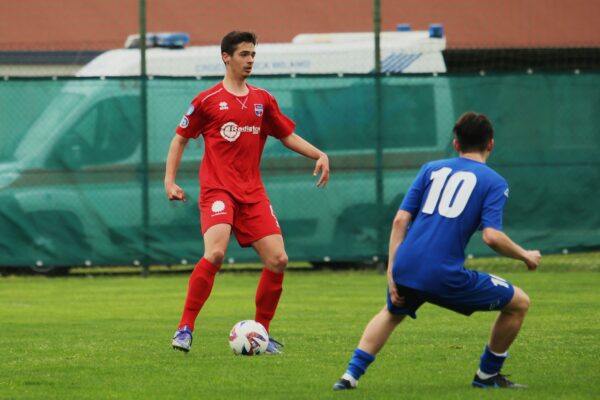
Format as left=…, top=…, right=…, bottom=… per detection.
left=422, top=167, right=477, bottom=218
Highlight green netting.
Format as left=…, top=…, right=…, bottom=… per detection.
left=1, top=72, right=599, bottom=267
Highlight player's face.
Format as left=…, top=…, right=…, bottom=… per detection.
left=224, top=42, right=256, bottom=79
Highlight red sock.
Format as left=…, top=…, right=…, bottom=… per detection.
left=255, top=268, right=284, bottom=332
left=178, top=258, right=220, bottom=331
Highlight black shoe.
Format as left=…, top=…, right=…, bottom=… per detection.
left=472, top=373, right=527, bottom=388
left=333, top=378, right=357, bottom=391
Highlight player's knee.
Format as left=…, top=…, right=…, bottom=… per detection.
left=267, top=252, right=288, bottom=272
left=510, top=287, right=530, bottom=315
left=205, top=249, right=226, bottom=266
left=518, top=290, right=531, bottom=313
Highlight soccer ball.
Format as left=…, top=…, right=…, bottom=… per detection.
left=228, top=320, right=269, bottom=356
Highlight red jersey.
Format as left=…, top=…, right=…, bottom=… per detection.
left=176, top=82, right=295, bottom=203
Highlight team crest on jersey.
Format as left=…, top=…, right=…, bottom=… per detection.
left=254, top=103, right=263, bottom=117
left=179, top=116, right=189, bottom=128
left=219, top=101, right=229, bottom=111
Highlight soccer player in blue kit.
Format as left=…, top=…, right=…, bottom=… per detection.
left=333, top=112, right=541, bottom=390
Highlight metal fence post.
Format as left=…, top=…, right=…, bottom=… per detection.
left=140, top=0, right=150, bottom=277
left=374, top=0, right=385, bottom=267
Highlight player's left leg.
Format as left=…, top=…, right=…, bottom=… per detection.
left=251, top=234, right=287, bottom=353
left=354, top=306, right=405, bottom=368
left=358, top=306, right=407, bottom=354
left=334, top=284, right=424, bottom=391
left=233, top=198, right=285, bottom=348
left=334, top=308, right=406, bottom=390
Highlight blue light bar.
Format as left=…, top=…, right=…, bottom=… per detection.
left=155, top=32, right=190, bottom=48
left=428, top=24, right=444, bottom=38
left=124, top=32, right=190, bottom=49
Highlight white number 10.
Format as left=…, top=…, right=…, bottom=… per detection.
left=422, top=167, right=477, bottom=218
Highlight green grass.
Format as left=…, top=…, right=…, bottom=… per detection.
left=1, top=261, right=599, bottom=399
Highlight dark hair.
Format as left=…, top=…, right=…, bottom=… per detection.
left=221, top=31, right=257, bottom=55
left=452, top=112, right=494, bottom=152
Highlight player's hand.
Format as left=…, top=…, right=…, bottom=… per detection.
left=388, top=273, right=405, bottom=307
left=524, top=250, right=541, bottom=271
left=165, top=182, right=187, bottom=201
left=314, top=153, right=330, bottom=188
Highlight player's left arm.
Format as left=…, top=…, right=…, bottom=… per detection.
left=387, top=210, right=412, bottom=306
left=280, top=133, right=330, bottom=187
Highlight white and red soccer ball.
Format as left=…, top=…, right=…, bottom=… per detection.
left=228, top=320, right=269, bottom=356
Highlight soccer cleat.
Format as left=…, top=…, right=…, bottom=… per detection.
left=472, top=373, right=527, bottom=388
left=172, top=325, right=193, bottom=353
left=333, top=378, right=357, bottom=391
left=265, top=337, right=284, bottom=354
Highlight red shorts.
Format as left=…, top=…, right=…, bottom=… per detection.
left=199, top=190, right=282, bottom=247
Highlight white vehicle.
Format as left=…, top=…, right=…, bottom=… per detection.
left=79, top=28, right=446, bottom=77
left=0, top=29, right=454, bottom=272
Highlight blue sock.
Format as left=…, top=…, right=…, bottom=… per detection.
left=346, top=348, right=376, bottom=380
left=479, top=345, right=508, bottom=375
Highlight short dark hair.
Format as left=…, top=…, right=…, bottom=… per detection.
left=452, top=112, right=494, bottom=152
left=221, top=31, right=257, bottom=55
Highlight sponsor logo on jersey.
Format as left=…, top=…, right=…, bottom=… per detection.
left=254, top=103, right=263, bottom=117
left=219, top=101, right=229, bottom=111
left=179, top=116, right=189, bottom=128
left=504, top=188, right=509, bottom=198
left=211, top=200, right=226, bottom=216
left=185, top=105, right=195, bottom=115
left=220, top=122, right=261, bottom=142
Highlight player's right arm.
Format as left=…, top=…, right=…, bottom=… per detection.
left=164, top=134, right=190, bottom=201
left=482, top=227, right=541, bottom=270
left=166, top=95, right=204, bottom=201
left=387, top=210, right=413, bottom=306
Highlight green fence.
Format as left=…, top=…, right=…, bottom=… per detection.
left=1, top=72, right=599, bottom=267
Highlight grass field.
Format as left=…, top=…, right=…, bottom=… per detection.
left=1, top=256, right=599, bottom=399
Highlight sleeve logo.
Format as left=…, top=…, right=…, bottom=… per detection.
left=179, top=116, right=189, bottom=128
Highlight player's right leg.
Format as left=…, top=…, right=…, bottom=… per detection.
left=473, top=285, right=530, bottom=388
left=488, top=286, right=530, bottom=353
left=172, top=223, right=232, bottom=352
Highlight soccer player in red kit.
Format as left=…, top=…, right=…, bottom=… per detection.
left=165, top=31, right=330, bottom=353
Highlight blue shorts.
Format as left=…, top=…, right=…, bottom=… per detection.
left=387, top=272, right=515, bottom=318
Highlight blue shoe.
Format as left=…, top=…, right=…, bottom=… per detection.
left=265, top=337, right=284, bottom=354
left=172, top=325, right=193, bottom=353
left=472, top=373, right=527, bottom=388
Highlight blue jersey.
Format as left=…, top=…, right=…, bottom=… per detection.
left=392, top=157, right=509, bottom=296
